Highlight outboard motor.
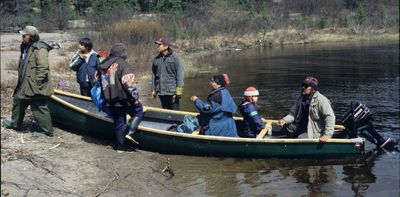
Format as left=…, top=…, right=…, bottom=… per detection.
left=341, top=102, right=399, bottom=151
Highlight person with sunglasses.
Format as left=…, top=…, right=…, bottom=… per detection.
left=277, top=76, right=335, bottom=142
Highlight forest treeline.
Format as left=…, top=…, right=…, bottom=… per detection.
left=1, top=0, right=398, bottom=36
left=2, top=0, right=398, bottom=72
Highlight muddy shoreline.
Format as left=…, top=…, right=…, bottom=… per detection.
left=1, top=32, right=176, bottom=196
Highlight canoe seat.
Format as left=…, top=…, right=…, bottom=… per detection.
left=256, top=126, right=271, bottom=139
left=191, top=127, right=202, bottom=135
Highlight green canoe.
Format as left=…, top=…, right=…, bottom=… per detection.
left=48, top=90, right=365, bottom=158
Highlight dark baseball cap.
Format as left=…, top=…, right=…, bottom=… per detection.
left=155, top=37, right=171, bottom=46
left=302, top=76, right=319, bottom=89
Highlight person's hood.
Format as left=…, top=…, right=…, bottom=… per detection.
left=99, top=43, right=127, bottom=69
left=84, top=50, right=97, bottom=63
left=21, top=41, right=53, bottom=51
left=33, top=41, right=54, bottom=51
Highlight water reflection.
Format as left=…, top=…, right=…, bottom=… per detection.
left=168, top=41, right=399, bottom=196
left=171, top=156, right=384, bottom=196
left=169, top=152, right=396, bottom=196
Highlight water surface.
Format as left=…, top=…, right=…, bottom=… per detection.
left=168, top=41, right=399, bottom=196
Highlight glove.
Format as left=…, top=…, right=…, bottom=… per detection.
left=176, top=87, right=183, bottom=96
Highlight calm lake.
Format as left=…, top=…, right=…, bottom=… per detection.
left=165, top=41, right=399, bottom=196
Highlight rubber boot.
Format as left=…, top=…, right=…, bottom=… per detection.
left=125, top=116, right=141, bottom=145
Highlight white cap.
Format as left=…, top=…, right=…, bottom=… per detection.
left=244, top=87, right=259, bottom=96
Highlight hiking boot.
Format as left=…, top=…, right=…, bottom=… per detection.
left=45, top=132, right=54, bottom=137
left=33, top=132, right=46, bottom=138
left=1, top=119, right=14, bottom=129
left=113, top=144, right=128, bottom=153
left=33, top=129, right=53, bottom=137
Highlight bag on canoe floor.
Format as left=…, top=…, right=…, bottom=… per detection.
left=176, top=115, right=200, bottom=134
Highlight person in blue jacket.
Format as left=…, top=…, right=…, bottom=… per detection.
left=239, top=87, right=266, bottom=138
left=69, top=38, right=99, bottom=96
left=190, top=74, right=238, bottom=137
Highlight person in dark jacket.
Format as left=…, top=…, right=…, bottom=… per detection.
left=1, top=26, right=54, bottom=136
left=69, top=38, right=99, bottom=96
left=239, top=87, right=266, bottom=138
left=191, top=74, right=238, bottom=137
left=151, top=37, right=184, bottom=110
left=97, top=43, right=143, bottom=150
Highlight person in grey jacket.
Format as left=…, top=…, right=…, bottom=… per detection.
left=151, top=37, right=184, bottom=110
left=277, top=77, right=335, bottom=142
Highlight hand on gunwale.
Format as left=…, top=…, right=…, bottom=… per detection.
left=319, top=135, right=330, bottom=142
left=190, top=96, right=198, bottom=102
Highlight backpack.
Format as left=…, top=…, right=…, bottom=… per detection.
left=177, top=115, right=200, bottom=134
left=90, top=81, right=111, bottom=116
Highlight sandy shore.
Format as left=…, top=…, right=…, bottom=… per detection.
left=1, top=32, right=175, bottom=196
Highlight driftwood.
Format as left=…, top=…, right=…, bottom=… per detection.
left=161, top=158, right=175, bottom=178
left=49, top=143, right=61, bottom=150
left=94, top=163, right=120, bottom=197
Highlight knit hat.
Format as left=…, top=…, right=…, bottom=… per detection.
left=302, top=76, right=319, bottom=89
left=244, top=87, right=259, bottom=96
left=19, top=25, right=39, bottom=35
left=212, top=74, right=230, bottom=87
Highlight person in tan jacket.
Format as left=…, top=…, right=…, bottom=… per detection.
left=1, top=26, right=54, bottom=136
left=278, top=77, right=335, bottom=142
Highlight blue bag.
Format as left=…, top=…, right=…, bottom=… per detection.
left=90, top=82, right=110, bottom=116
left=177, top=115, right=200, bottom=134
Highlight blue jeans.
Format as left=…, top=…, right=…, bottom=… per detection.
left=108, top=102, right=143, bottom=146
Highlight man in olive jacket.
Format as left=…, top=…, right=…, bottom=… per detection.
left=1, top=26, right=54, bottom=136
left=278, top=77, right=335, bottom=142
left=151, top=37, right=184, bottom=110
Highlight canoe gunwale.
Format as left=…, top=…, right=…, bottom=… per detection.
left=138, top=125, right=364, bottom=144
left=50, top=94, right=113, bottom=123
left=52, top=89, right=363, bottom=145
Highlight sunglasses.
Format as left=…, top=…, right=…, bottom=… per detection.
left=302, top=83, right=311, bottom=88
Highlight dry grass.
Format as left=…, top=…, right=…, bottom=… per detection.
left=5, top=60, right=18, bottom=71
left=102, top=19, right=165, bottom=46
left=57, top=49, right=69, bottom=57
left=85, top=19, right=165, bottom=72
left=50, top=59, right=80, bottom=95
left=51, top=58, right=72, bottom=74
left=1, top=80, right=17, bottom=116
